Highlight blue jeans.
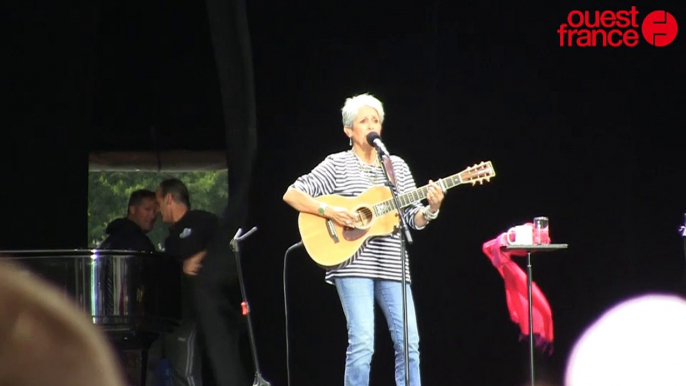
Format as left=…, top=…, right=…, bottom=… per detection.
left=335, top=277, right=421, bottom=386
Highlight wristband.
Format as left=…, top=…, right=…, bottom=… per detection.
left=422, top=207, right=439, bottom=221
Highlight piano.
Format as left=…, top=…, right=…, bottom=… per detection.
left=0, top=249, right=182, bottom=386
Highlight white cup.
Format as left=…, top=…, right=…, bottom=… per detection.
left=507, top=225, right=533, bottom=245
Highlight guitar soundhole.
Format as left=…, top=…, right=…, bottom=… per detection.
left=342, top=207, right=373, bottom=242
left=355, top=207, right=374, bottom=226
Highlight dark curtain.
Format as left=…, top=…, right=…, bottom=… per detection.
left=199, top=0, right=257, bottom=384
left=4, top=3, right=100, bottom=249
left=204, top=0, right=257, bottom=232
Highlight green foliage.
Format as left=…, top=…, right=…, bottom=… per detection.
left=88, top=171, right=228, bottom=249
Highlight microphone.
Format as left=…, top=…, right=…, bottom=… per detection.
left=366, top=132, right=390, bottom=157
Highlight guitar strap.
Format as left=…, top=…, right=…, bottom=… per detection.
left=381, top=155, right=397, bottom=188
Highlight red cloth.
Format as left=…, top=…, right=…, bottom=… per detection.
left=482, top=223, right=554, bottom=353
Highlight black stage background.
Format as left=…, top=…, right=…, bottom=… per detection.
left=5, top=1, right=685, bottom=385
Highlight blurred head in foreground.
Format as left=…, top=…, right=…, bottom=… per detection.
left=565, top=294, right=686, bottom=386
left=0, top=260, right=126, bottom=386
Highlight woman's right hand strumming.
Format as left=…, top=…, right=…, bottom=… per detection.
left=283, top=187, right=359, bottom=227
left=326, top=206, right=360, bottom=228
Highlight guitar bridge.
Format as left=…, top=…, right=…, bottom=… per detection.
left=326, top=219, right=339, bottom=243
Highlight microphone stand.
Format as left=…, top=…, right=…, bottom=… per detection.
left=377, top=150, right=413, bottom=386
left=231, top=226, right=271, bottom=386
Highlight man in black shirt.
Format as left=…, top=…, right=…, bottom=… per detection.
left=100, top=189, right=157, bottom=252
left=100, top=189, right=160, bottom=385
left=149, top=178, right=211, bottom=386
left=154, top=178, right=248, bottom=386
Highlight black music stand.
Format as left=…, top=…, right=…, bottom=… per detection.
left=504, top=244, right=568, bottom=386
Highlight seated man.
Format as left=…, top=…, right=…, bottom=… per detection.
left=98, top=189, right=162, bottom=384
left=100, top=189, right=157, bottom=252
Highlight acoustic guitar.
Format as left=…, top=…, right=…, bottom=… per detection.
left=297, top=161, right=496, bottom=268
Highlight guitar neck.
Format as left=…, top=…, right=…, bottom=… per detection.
left=374, top=172, right=464, bottom=216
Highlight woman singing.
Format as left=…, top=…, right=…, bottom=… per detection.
left=283, top=93, right=445, bottom=386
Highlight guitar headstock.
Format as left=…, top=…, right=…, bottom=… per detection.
left=459, top=161, right=496, bottom=185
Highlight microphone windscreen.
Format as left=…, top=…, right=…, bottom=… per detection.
left=365, top=132, right=381, bottom=146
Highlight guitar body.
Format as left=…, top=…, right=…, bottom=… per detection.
left=298, top=185, right=400, bottom=268
left=295, top=160, right=496, bottom=269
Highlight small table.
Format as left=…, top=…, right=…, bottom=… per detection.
left=504, top=244, right=568, bottom=386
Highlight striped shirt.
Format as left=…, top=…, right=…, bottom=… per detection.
left=291, top=150, right=428, bottom=285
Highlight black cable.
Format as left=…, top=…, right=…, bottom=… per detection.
left=681, top=214, right=685, bottom=285
left=283, top=240, right=303, bottom=386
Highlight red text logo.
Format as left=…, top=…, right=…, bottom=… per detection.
left=558, top=7, right=678, bottom=47
left=558, top=7, right=640, bottom=47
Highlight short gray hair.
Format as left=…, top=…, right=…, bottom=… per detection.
left=341, top=93, right=385, bottom=128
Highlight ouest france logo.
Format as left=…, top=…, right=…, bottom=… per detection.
left=557, top=7, right=678, bottom=47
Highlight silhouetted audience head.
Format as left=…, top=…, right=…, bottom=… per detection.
left=0, top=261, right=127, bottom=386
left=566, top=294, right=686, bottom=386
